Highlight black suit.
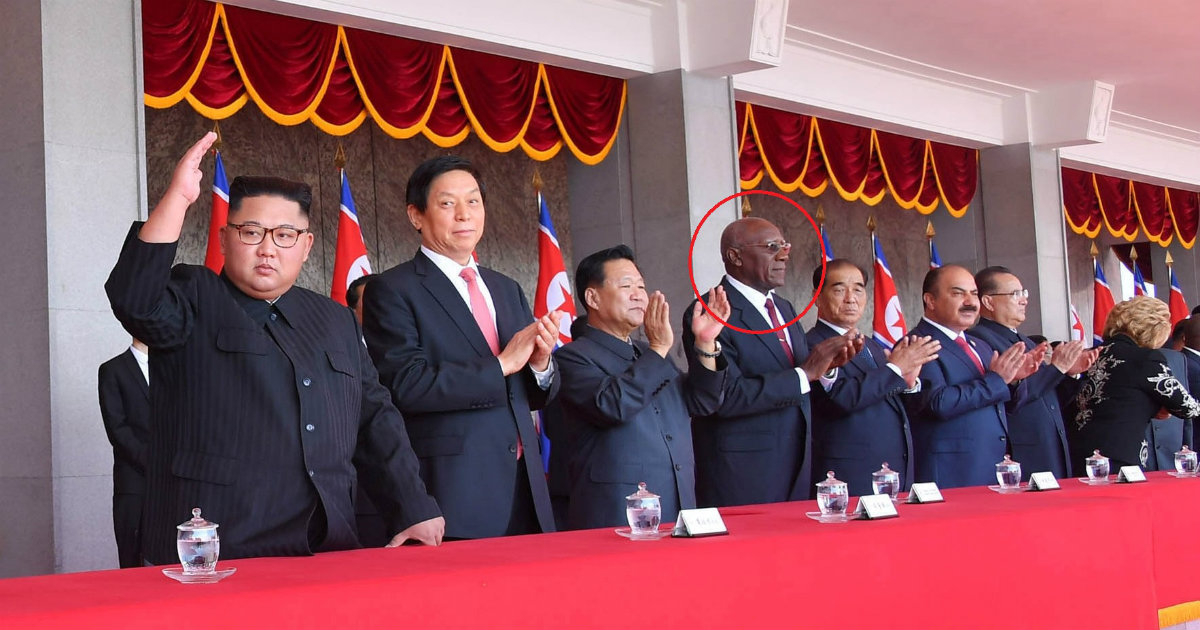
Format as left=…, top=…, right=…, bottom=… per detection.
left=1145, top=349, right=1190, bottom=470
left=683, top=277, right=814, bottom=505
left=806, top=321, right=914, bottom=496
left=555, top=326, right=726, bottom=529
left=105, top=224, right=440, bottom=564
left=1071, top=335, right=1200, bottom=470
left=363, top=251, right=558, bottom=539
left=97, top=348, right=150, bottom=568
left=969, top=318, right=1073, bottom=479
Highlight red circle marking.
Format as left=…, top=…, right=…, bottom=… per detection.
left=688, top=190, right=826, bottom=335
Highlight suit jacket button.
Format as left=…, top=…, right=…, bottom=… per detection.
left=509, top=445, right=518, bottom=454
left=674, top=464, right=683, bottom=471
left=305, top=424, right=315, bottom=432
left=302, top=377, right=312, bottom=387
left=1000, top=436, right=1007, bottom=441
left=665, top=434, right=673, bottom=441
left=308, top=469, right=315, bottom=477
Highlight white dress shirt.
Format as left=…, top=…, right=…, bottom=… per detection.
left=421, top=246, right=553, bottom=387
left=725, top=275, right=838, bottom=393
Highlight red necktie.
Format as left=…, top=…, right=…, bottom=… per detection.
left=460, top=268, right=521, bottom=459
left=955, top=335, right=985, bottom=375
left=460, top=268, right=500, bottom=355
left=765, top=298, right=795, bottom=365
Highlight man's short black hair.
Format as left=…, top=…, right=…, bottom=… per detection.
left=229, top=176, right=312, bottom=216
left=812, top=259, right=868, bottom=291
left=975, top=266, right=1014, bottom=297
left=574, top=245, right=636, bottom=313
left=405, top=155, right=487, bottom=212
left=346, top=274, right=373, bottom=310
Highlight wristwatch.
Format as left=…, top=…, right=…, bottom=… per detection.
left=694, top=340, right=722, bottom=359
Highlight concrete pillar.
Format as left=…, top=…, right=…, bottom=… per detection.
left=978, top=144, right=1073, bottom=340
left=566, top=70, right=740, bottom=361
left=0, top=0, right=145, bottom=576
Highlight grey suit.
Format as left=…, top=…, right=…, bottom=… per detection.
left=555, top=326, right=725, bottom=529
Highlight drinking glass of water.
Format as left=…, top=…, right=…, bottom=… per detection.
left=176, top=507, right=220, bottom=575
left=624, top=482, right=661, bottom=538
left=995, top=455, right=1021, bottom=489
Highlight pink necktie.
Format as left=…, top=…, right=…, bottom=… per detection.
left=460, top=268, right=500, bottom=355
left=765, top=298, right=795, bottom=365
left=955, top=335, right=985, bottom=375
left=460, top=268, right=520, bottom=459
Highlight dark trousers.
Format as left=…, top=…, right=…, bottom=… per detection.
left=113, top=493, right=143, bottom=569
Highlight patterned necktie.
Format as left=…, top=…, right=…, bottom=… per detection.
left=955, top=334, right=985, bottom=375
left=765, top=298, right=795, bottom=365
left=460, top=268, right=500, bottom=355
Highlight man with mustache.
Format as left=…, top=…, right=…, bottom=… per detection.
left=906, top=265, right=1038, bottom=488
left=683, top=217, right=858, bottom=505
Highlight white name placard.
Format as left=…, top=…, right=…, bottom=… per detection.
left=1028, top=471, right=1061, bottom=491
left=854, top=494, right=899, bottom=519
left=1117, top=465, right=1148, bottom=483
left=671, top=507, right=729, bottom=537
left=905, top=482, right=944, bottom=504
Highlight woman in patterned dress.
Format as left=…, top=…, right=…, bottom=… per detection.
left=1071, top=296, right=1200, bottom=472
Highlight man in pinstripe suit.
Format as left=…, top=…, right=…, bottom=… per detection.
left=106, top=132, right=443, bottom=564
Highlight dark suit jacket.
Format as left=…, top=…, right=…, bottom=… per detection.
left=1071, top=335, right=1200, bottom=470
left=106, top=224, right=440, bottom=564
left=555, top=326, right=726, bottom=529
left=98, top=347, right=151, bottom=568
left=906, top=319, right=1011, bottom=488
left=1144, top=348, right=1190, bottom=470
left=362, top=250, right=558, bottom=539
left=683, top=277, right=814, bottom=506
left=98, top=349, right=150, bottom=496
left=969, top=318, right=1072, bottom=479
left=806, top=321, right=914, bottom=496
left=1184, top=349, right=1200, bottom=448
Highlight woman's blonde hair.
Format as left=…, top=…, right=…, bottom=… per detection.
left=1103, top=296, right=1171, bottom=348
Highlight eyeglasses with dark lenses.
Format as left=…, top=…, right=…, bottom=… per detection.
left=740, top=241, right=792, bottom=254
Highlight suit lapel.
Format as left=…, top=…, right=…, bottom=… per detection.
left=480, top=267, right=528, bottom=345
left=415, top=252, right=494, bottom=358
left=722, top=278, right=792, bottom=368
left=121, top=349, right=149, bottom=399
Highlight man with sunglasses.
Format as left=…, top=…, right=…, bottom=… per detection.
left=106, top=132, right=443, bottom=565
left=683, top=217, right=859, bottom=506
left=970, top=266, right=1094, bottom=479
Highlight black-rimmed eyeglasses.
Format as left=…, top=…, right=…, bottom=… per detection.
left=227, top=223, right=310, bottom=248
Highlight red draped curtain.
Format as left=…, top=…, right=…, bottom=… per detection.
left=1063, top=167, right=1199, bottom=249
left=143, top=0, right=626, bottom=165
left=737, top=102, right=978, bottom=216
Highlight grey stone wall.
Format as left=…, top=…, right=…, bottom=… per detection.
left=145, top=104, right=573, bottom=301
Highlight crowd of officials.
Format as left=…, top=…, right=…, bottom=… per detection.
left=97, top=132, right=1200, bottom=567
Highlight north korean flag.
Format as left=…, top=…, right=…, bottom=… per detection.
left=872, top=234, right=907, bottom=349
left=330, top=170, right=372, bottom=306
left=204, top=150, right=229, bottom=273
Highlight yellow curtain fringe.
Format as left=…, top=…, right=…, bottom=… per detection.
left=1159, top=601, right=1200, bottom=628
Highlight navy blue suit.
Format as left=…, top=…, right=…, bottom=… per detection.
left=907, top=319, right=1011, bottom=488
left=683, top=277, right=814, bottom=505
left=969, top=318, right=1072, bottom=479
left=806, top=321, right=914, bottom=496
left=363, top=251, right=558, bottom=539
left=554, top=326, right=726, bottom=529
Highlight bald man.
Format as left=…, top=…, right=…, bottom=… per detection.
left=682, top=217, right=857, bottom=506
